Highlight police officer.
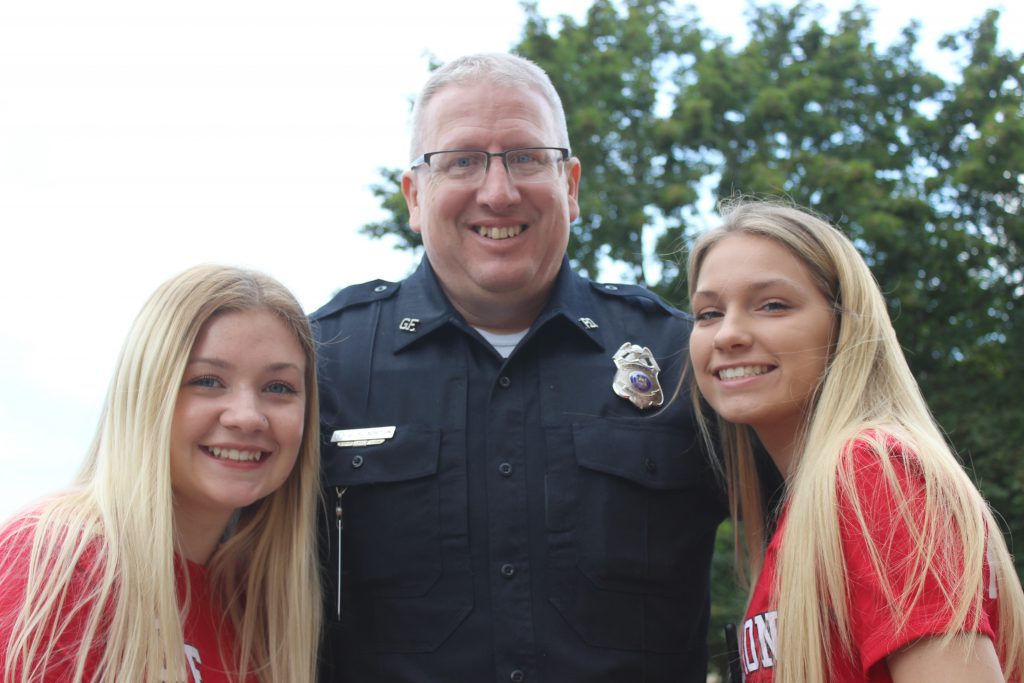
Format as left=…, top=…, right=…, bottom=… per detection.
left=313, top=52, right=726, bottom=683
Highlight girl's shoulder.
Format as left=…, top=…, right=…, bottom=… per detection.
left=834, top=431, right=932, bottom=541
left=844, top=428, right=912, bottom=457
left=841, top=431, right=923, bottom=483
left=0, top=509, right=47, bottom=572
left=0, top=503, right=108, bottom=592
left=0, top=504, right=111, bottom=681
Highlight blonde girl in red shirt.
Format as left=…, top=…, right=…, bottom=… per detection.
left=687, top=200, right=1023, bottom=682
left=0, top=265, right=321, bottom=682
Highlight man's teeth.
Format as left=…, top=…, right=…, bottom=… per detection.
left=476, top=225, right=523, bottom=240
left=209, top=447, right=263, bottom=462
left=718, top=365, right=771, bottom=380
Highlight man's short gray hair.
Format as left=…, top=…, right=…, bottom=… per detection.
left=409, top=52, right=571, bottom=160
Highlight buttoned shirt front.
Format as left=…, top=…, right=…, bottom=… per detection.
left=313, top=257, right=726, bottom=683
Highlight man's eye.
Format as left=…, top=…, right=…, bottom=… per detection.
left=445, top=153, right=483, bottom=171
left=508, top=151, right=539, bottom=165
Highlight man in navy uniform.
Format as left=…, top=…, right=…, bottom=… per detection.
left=313, top=52, right=726, bottom=682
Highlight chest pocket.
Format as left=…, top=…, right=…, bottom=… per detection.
left=571, top=421, right=707, bottom=591
left=324, top=423, right=473, bottom=652
left=326, top=424, right=443, bottom=594
left=546, top=420, right=720, bottom=654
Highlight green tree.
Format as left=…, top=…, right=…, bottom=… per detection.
left=361, top=167, right=417, bottom=251
left=517, top=0, right=709, bottom=283
left=915, top=9, right=1024, bottom=570
left=661, top=5, right=1024, bottom=565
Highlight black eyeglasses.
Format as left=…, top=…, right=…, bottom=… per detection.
left=410, top=147, right=570, bottom=185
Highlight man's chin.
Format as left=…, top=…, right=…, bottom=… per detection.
left=474, top=271, right=547, bottom=298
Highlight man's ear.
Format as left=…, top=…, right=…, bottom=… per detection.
left=401, top=170, right=423, bottom=234
left=566, top=157, right=582, bottom=222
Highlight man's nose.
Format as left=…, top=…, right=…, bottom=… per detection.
left=476, top=157, right=521, bottom=209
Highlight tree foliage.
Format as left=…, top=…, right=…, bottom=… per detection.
left=361, top=0, right=1024, bottom=675
left=517, top=0, right=709, bottom=283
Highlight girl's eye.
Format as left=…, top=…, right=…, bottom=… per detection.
left=188, top=375, right=222, bottom=389
left=695, top=310, right=722, bottom=322
left=265, top=381, right=298, bottom=395
left=762, top=301, right=790, bottom=312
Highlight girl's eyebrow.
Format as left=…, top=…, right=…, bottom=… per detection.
left=187, top=357, right=232, bottom=368
left=187, top=357, right=302, bottom=373
left=693, top=277, right=801, bottom=301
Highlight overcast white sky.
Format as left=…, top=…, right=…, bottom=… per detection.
left=1, top=0, right=1020, bottom=519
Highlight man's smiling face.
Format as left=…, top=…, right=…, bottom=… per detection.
left=401, top=82, right=580, bottom=329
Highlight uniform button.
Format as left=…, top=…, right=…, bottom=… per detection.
left=603, top=284, right=619, bottom=291
left=498, top=375, right=512, bottom=388
left=500, top=563, right=516, bottom=578
left=644, top=456, right=657, bottom=473
left=498, top=462, right=513, bottom=477
left=351, top=455, right=364, bottom=469
left=510, top=670, right=525, bottom=682
left=373, top=285, right=388, bottom=292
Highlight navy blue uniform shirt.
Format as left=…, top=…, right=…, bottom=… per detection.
left=312, top=257, right=726, bottom=683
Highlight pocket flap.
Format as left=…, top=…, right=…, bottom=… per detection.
left=324, top=424, right=440, bottom=486
left=572, top=421, right=699, bottom=490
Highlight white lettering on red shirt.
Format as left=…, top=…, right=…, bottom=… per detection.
left=742, top=609, right=778, bottom=677
left=184, top=643, right=203, bottom=682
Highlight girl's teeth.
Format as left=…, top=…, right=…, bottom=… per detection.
left=719, top=365, right=770, bottom=380
left=209, top=447, right=262, bottom=462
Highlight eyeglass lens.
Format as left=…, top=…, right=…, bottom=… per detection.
left=430, top=148, right=564, bottom=183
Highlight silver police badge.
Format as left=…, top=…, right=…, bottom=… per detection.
left=611, top=342, right=664, bottom=410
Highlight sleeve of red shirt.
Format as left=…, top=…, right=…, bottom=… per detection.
left=0, top=517, right=107, bottom=681
left=838, top=440, right=995, bottom=676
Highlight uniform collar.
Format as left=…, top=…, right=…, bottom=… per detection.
left=391, top=258, right=459, bottom=353
left=532, top=256, right=608, bottom=352
left=391, top=255, right=607, bottom=353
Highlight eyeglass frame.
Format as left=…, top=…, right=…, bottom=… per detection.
left=409, top=147, right=571, bottom=182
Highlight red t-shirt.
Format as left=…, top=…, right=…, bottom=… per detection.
left=0, top=519, right=253, bottom=682
left=740, top=441, right=998, bottom=682
left=178, top=558, right=253, bottom=683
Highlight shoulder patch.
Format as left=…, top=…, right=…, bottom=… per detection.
left=589, top=281, right=688, bottom=319
left=310, top=279, right=400, bottom=321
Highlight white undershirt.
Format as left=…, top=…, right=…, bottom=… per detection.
left=474, top=327, right=528, bottom=358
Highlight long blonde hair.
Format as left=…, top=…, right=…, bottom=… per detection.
left=1, top=265, right=321, bottom=682
left=687, top=200, right=1024, bottom=682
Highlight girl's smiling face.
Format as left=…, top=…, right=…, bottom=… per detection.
left=170, top=309, right=306, bottom=531
left=689, top=233, right=836, bottom=464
